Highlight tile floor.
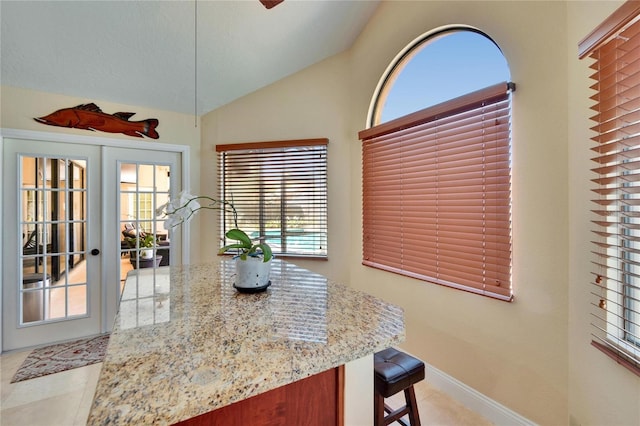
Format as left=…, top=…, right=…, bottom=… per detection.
left=1, top=350, right=101, bottom=426
left=387, top=379, right=493, bottom=426
left=1, top=348, right=492, bottom=426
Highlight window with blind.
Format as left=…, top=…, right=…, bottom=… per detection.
left=579, top=0, right=640, bottom=376
left=360, top=29, right=514, bottom=301
left=216, top=139, right=328, bottom=258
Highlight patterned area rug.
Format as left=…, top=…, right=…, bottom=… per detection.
left=11, top=334, right=109, bottom=383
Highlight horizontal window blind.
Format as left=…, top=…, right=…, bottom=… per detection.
left=216, top=139, right=328, bottom=258
left=360, top=82, right=514, bottom=300
left=579, top=1, right=640, bottom=376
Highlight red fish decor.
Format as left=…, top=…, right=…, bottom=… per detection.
left=34, top=103, right=159, bottom=139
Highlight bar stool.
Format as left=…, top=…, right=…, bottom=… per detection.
left=374, top=347, right=425, bottom=426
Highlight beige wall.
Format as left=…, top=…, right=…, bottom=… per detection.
left=568, top=2, right=640, bottom=426
left=350, top=2, right=569, bottom=424
left=200, top=52, right=353, bottom=282
left=1, top=86, right=200, bottom=145
left=0, top=85, right=204, bottom=259
left=202, top=1, right=638, bottom=425
left=4, top=1, right=639, bottom=424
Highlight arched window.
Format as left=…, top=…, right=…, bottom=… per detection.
left=359, top=28, right=515, bottom=300
left=375, top=28, right=511, bottom=124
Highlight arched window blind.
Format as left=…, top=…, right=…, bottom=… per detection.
left=216, top=139, right=328, bottom=259
left=360, top=82, right=514, bottom=301
left=579, top=0, right=640, bottom=376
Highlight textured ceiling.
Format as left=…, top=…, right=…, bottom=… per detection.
left=1, top=0, right=379, bottom=115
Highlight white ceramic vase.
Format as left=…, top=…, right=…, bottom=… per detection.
left=141, top=248, right=154, bottom=259
left=234, top=256, right=272, bottom=289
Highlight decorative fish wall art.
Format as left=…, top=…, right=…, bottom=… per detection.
left=34, top=103, right=159, bottom=139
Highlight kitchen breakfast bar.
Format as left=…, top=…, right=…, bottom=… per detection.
left=87, top=259, right=405, bottom=425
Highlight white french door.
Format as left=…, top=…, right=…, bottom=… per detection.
left=2, top=134, right=185, bottom=351
left=2, top=139, right=101, bottom=350
left=102, top=147, right=182, bottom=326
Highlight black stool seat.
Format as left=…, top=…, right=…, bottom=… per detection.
left=374, top=348, right=425, bottom=426
left=375, top=348, right=425, bottom=397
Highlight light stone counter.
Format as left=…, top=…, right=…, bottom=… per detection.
left=87, top=258, right=404, bottom=425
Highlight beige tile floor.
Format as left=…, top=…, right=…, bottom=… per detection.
left=1, top=350, right=101, bottom=426
left=1, top=347, right=492, bottom=426
left=387, top=379, right=493, bottom=426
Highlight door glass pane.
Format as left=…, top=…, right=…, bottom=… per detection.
left=51, top=222, right=67, bottom=254
left=19, top=155, right=88, bottom=324
left=119, top=163, right=172, bottom=292
left=68, top=284, right=88, bottom=316
left=48, top=286, right=66, bottom=320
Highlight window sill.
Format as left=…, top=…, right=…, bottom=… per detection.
left=592, top=340, right=640, bottom=378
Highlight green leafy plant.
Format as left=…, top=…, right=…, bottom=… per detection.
left=157, top=191, right=272, bottom=263
left=126, top=233, right=156, bottom=249
left=218, top=228, right=273, bottom=262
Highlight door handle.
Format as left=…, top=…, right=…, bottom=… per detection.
left=91, top=248, right=100, bottom=256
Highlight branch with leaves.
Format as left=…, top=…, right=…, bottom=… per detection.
left=156, top=191, right=272, bottom=262
left=156, top=192, right=238, bottom=228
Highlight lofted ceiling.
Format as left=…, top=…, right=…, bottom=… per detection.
left=0, top=0, right=380, bottom=116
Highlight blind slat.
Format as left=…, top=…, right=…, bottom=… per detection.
left=218, top=141, right=328, bottom=258
left=582, top=2, right=640, bottom=376
left=362, top=82, right=513, bottom=301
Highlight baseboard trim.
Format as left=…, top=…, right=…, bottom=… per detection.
left=426, top=363, right=537, bottom=426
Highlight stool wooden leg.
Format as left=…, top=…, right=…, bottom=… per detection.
left=404, top=385, right=421, bottom=426
left=375, top=393, right=386, bottom=426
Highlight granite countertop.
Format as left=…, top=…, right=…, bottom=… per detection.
left=87, top=258, right=405, bottom=425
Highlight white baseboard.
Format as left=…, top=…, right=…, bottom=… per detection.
left=426, top=363, right=537, bottom=426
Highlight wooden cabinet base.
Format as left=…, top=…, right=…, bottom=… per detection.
left=174, top=366, right=344, bottom=426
